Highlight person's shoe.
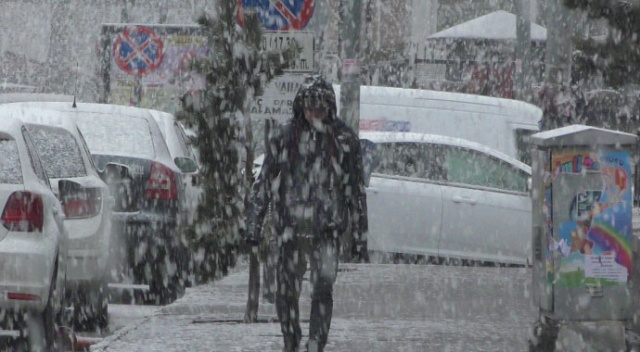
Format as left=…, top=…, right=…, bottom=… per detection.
left=283, top=337, right=300, bottom=352
left=262, top=292, right=275, bottom=304
left=305, top=339, right=319, bottom=352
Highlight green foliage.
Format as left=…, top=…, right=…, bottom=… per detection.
left=565, top=0, right=640, bottom=87
left=174, top=2, right=298, bottom=284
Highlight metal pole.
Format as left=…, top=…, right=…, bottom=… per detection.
left=515, top=0, right=532, bottom=102
left=339, top=0, right=362, bottom=133
left=338, top=0, right=362, bottom=262
left=541, top=0, right=574, bottom=130
left=544, top=0, right=573, bottom=87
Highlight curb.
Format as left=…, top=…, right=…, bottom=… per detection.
left=89, top=313, right=156, bottom=351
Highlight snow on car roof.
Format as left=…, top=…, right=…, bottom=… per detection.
left=0, top=103, right=77, bottom=130
left=359, top=131, right=531, bottom=174
left=0, top=93, right=74, bottom=104
left=0, top=102, right=175, bottom=160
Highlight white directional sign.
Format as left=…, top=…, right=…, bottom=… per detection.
left=250, top=74, right=306, bottom=121
left=263, top=31, right=314, bottom=73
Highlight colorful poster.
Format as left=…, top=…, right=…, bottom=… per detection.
left=550, top=150, right=632, bottom=287
left=105, top=25, right=208, bottom=114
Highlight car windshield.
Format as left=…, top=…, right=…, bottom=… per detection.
left=0, top=139, right=22, bottom=184
left=74, top=114, right=155, bottom=159
left=27, top=125, right=86, bottom=178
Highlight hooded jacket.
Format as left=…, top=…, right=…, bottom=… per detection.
left=245, top=77, right=368, bottom=244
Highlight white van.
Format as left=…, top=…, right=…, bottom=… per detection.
left=334, top=86, right=542, bottom=164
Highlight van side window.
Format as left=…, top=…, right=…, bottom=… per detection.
left=374, top=142, right=446, bottom=181
left=445, top=146, right=527, bottom=192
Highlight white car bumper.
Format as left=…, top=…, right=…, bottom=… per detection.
left=0, top=248, right=53, bottom=313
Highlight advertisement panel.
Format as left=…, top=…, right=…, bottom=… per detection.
left=101, top=24, right=208, bottom=113
left=548, top=150, right=633, bottom=287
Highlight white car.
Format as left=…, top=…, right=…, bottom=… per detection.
left=149, top=110, right=200, bottom=224
left=361, top=131, right=532, bottom=266
left=0, top=102, right=116, bottom=331
left=27, top=102, right=189, bottom=305
left=0, top=116, right=68, bottom=349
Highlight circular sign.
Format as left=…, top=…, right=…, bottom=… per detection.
left=237, top=0, right=314, bottom=30
left=113, top=26, right=164, bottom=76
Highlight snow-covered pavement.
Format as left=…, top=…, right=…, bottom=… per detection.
left=91, top=264, right=536, bottom=351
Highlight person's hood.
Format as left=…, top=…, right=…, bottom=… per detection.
left=292, top=75, right=338, bottom=124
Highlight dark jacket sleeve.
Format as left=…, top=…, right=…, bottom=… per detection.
left=347, top=132, right=368, bottom=244
left=244, top=127, right=282, bottom=243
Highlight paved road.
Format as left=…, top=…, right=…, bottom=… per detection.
left=92, top=263, right=537, bottom=352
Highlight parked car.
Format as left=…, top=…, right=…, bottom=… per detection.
left=0, top=102, right=117, bottom=330
left=4, top=102, right=190, bottom=304
left=0, top=116, right=68, bottom=350
left=149, top=110, right=200, bottom=224
left=360, top=131, right=532, bottom=266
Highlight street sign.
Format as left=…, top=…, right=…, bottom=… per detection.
left=250, top=74, right=306, bottom=121
left=263, top=31, right=314, bottom=73
left=103, top=24, right=208, bottom=112
left=341, top=58, right=361, bottom=76
left=238, top=0, right=315, bottom=30
left=113, top=26, right=164, bottom=76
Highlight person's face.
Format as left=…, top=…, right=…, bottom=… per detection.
left=303, top=96, right=328, bottom=125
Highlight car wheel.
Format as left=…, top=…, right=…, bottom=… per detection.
left=72, top=281, right=109, bottom=332
left=151, top=254, right=184, bottom=305
left=28, top=271, right=59, bottom=352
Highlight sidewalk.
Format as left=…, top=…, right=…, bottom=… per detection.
left=92, top=264, right=536, bottom=352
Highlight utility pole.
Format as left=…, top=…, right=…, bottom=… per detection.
left=339, top=0, right=362, bottom=261
left=339, top=0, right=362, bottom=133
left=515, top=0, right=532, bottom=102
left=544, top=0, right=573, bottom=87
left=541, top=0, right=574, bottom=130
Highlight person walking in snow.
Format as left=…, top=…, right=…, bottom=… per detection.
left=244, top=75, right=368, bottom=352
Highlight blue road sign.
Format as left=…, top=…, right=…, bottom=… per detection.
left=238, top=0, right=315, bottom=30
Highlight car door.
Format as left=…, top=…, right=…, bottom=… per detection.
left=439, top=145, right=531, bottom=265
left=366, top=141, right=444, bottom=257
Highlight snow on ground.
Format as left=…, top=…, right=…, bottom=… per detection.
left=92, top=264, right=536, bottom=352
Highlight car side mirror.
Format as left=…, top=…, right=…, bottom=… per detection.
left=174, top=156, right=198, bottom=174
left=99, top=162, right=132, bottom=183
left=360, top=139, right=377, bottom=187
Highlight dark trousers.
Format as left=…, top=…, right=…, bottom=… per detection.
left=276, top=230, right=339, bottom=352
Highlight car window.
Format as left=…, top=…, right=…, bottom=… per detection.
left=76, top=127, right=99, bottom=172
left=173, top=122, right=194, bottom=159
left=27, top=125, right=87, bottom=178
left=374, top=142, right=446, bottom=181
left=74, top=115, right=155, bottom=159
left=21, top=128, right=50, bottom=186
left=445, top=146, right=528, bottom=192
left=0, top=139, right=23, bottom=184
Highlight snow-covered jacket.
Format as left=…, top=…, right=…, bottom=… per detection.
left=244, top=80, right=368, bottom=244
